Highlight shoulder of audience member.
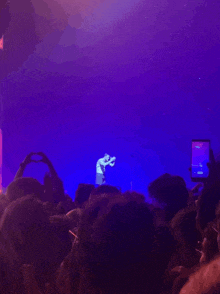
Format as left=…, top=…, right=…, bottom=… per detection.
left=180, top=255, right=220, bottom=294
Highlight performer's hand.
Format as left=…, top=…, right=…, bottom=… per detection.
left=111, top=156, right=116, bottom=162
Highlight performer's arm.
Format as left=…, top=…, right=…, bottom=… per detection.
left=100, top=159, right=110, bottom=167
left=100, top=157, right=116, bottom=167
left=106, top=157, right=116, bottom=166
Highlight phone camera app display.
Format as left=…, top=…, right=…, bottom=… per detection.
left=191, top=141, right=209, bottom=178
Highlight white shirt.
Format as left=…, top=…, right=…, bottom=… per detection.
left=96, top=158, right=105, bottom=174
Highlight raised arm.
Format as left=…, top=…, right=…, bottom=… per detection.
left=106, top=156, right=116, bottom=167
left=38, top=152, right=65, bottom=202
left=14, top=153, right=36, bottom=179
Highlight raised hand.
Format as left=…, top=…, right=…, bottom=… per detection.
left=37, top=153, right=65, bottom=202
left=110, top=161, right=115, bottom=167
left=22, top=152, right=38, bottom=165
left=37, top=152, right=51, bottom=164
left=15, top=152, right=38, bottom=179
left=189, top=149, right=220, bottom=184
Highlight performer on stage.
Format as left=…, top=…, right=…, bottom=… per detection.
left=96, top=154, right=116, bottom=185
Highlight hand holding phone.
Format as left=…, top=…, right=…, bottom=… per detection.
left=191, top=140, right=210, bottom=182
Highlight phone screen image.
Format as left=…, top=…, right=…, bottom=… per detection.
left=191, top=140, right=210, bottom=180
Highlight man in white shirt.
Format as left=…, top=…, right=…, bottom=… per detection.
left=96, top=154, right=116, bottom=185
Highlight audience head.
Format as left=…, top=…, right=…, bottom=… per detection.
left=89, top=184, right=121, bottom=204
left=56, top=194, right=75, bottom=214
left=4, top=151, right=220, bottom=294
left=0, top=195, right=72, bottom=289
left=75, top=197, right=163, bottom=294
left=74, top=183, right=95, bottom=208
left=90, top=184, right=120, bottom=196
left=6, top=177, right=44, bottom=202
left=123, top=190, right=145, bottom=203
left=148, top=173, right=189, bottom=221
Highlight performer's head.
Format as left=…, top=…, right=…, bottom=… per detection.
left=104, top=153, right=110, bottom=161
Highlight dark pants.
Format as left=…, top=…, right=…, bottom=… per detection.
left=96, top=173, right=105, bottom=185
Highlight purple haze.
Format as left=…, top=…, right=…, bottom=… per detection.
left=1, top=0, right=220, bottom=197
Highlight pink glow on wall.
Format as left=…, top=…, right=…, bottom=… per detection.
left=0, top=36, right=3, bottom=50
left=0, top=130, right=2, bottom=193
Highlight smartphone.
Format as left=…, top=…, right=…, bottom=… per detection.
left=191, top=140, right=210, bottom=182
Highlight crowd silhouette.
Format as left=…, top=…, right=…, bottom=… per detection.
left=0, top=151, right=220, bottom=293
